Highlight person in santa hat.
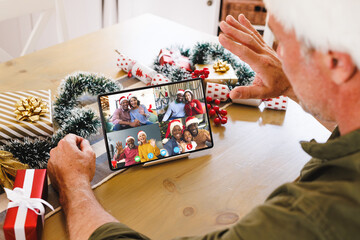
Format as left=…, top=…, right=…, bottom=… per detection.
left=185, top=116, right=211, bottom=150
left=110, top=96, right=140, bottom=131
left=137, top=130, right=161, bottom=163
left=184, top=89, right=204, bottom=117
left=163, top=119, right=186, bottom=156
left=162, top=89, right=186, bottom=122
left=113, top=136, right=139, bottom=167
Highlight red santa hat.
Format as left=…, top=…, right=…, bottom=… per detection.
left=177, top=89, right=185, bottom=95
left=165, top=119, right=183, bottom=138
left=185, top=116, right=199, bottom=127
left=119, top=96, right=128, bottom=104
left=125, top=136, right=135, bottom=144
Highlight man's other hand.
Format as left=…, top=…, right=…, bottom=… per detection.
left=219, top=14, right=296, bottom=100
left=48, top=134, right=96, bottom=196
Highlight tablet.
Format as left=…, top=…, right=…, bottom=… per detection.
left=98, top=78, right=214, bottom=170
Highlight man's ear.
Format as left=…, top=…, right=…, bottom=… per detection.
left=326, top=51, right=357, bottom=85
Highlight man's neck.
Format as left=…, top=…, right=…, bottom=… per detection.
left=335, top=77, right=360, bottom=135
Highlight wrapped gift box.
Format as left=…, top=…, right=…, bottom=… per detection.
left=0, top=90, right=53, bottom=140
left=195, top=63, right=238, bottom=85
left=158, top=49, right=192, bottom=72
left=3, top=169, right=48, bottom=240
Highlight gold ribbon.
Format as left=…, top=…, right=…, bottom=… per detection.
left=14, top=96, right=49, bottom=122
left=0, top=151, right=29, bottom=190
left=213, top=60, right=230, bottom=73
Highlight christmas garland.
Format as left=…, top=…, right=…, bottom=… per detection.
left=153, top=42, right=255, bottom=86
left=0, top=73, right=121, bottom=169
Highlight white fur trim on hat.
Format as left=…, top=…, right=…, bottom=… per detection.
left=137, top=131, right=146, bottom=139
left=184, top=89, right=193, bottom=96
left=264, top=0, right=360, bottom=68
left=125, top=136, right=135, bottom=143
left=185, top=117, right=199, bottom=127
left=170, top=121, right=183, bottom=135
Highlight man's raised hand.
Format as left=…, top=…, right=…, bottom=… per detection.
left=219, top=14, right=296, bottom=100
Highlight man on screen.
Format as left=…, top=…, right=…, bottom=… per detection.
left=111, top=96, right=140, bottom=130
left=113, top=136, right=139, bottom=167
left=186, top=116, right=211, bottom=150
left=162, top=89, right=185, bottom=121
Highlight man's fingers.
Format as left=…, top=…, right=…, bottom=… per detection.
left=79, top=138, right=94, bottom=155
left=219, top=33, right=260, bottom=72
left=238, top=14, right=266, bottom=44
left=219, top=21, right=263, bottom=53
left=225, top=15, right=265, bottom=46
left=230, top=85, right=269, bottom=99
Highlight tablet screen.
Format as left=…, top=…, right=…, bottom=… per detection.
left=98, top=78, right=213, bottom=170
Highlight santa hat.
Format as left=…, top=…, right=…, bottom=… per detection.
left=177, top=89, right=185, bottom=95
left=125, top=136, right=135, bottom=144
left=185, top=116, right=199, bottom=127
left=264, top=0, right=360, bottom=68
left=137, top=130, right=146, bottom=139
left=165, top=119, right=183, bottom=138
left=184, top=89, right=193, bottom=96
left=119, top=96, right=128, bottom=104
left=128, top=93, right=136, bottom=100
left=137, top=130, right=147, bottom=145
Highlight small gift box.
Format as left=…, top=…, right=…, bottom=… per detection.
left=195, top=62, right=238, bottom=85
left=158, top=49, right=175, bottom=66
left=3, top=169, right=53, bottom=240
left=158, top=49, right=192, bottom=72
left=0, top=90, right=53, bottom=140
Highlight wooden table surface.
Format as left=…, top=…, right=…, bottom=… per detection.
left=0, top=14, right=331, bottom=239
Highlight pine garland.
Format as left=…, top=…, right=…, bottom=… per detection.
left=153, top=42, right=255, bottom=86
left=1, top=72, right=121, bottom=169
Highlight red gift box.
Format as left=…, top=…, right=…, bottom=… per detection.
left=3, top=169, right=50, bottom=240
left=158, top=49, right=192, bottom=72
left=158, top=49, right=175, bottom=66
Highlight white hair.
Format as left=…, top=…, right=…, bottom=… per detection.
left=264, top=0, right=360, bottom=68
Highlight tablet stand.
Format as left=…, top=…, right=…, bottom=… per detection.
left=142, top=153, right=190, bottom=167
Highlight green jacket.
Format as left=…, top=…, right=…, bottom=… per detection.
left=90, top=128, right=360, bottom=240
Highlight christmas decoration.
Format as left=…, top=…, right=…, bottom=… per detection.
left=0, top=151, right=28, bottom=191
left=213, top=60, right=230, bottom=73
left=0, top=90, right=53, bottom=140
left=195, top=63, right=238, bottom=85
left=0, top=72, right=121, bottom=169
left=206, top=82, right=230, bottom=102
left=153, top=42, right=255, bottom=85
left=262, top=96, right=288, bottom=110
left=158, top=48, right=192, bottom=72
left=206, top=82, right=288, bottom=110
left=116, top=50, right=171, bottom=85
left=206, top=97, right=228, bottom=126
left=3, top=169, right=53, bottom=240
left=191, top=68, right=209, bottom=80
left=14, top=96, right=49, bottom=122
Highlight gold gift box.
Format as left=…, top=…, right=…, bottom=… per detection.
left=195, top=63, right=238, bottom=85
left=0, top=90, right=53, bottom=140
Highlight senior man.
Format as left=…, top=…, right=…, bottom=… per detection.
left=48, top=0, right=360, bottom=239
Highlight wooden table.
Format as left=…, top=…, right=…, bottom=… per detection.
left=0, top=14, right=331, bottom=240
